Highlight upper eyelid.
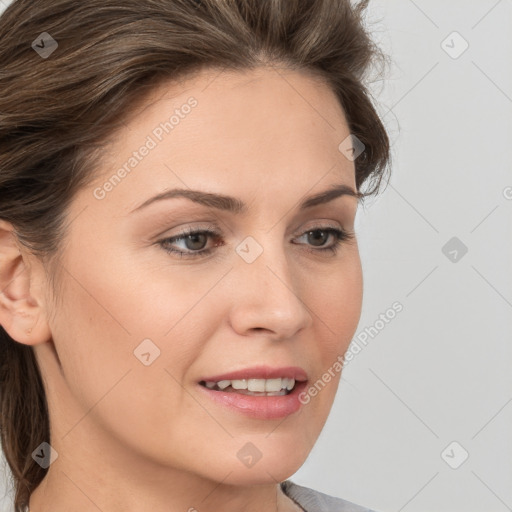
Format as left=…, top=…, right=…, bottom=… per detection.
left=167, top=223, right=346, bottom=240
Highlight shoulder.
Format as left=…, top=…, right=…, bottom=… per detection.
left=280, top=480, right=379, bottom=512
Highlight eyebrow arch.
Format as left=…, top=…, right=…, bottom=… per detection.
left=129, top=183, right=361, bottom=215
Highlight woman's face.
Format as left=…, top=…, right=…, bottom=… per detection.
left=35, top=66, right=363, bottom=486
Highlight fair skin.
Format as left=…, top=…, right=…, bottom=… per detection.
left=0, top=65, right=363, bottom=512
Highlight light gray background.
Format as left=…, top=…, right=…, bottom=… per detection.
left=1, top=1, right=511, bottom=511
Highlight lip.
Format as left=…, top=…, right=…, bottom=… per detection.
left=197, top=379, right=308, bottom=420
left=199, top=365, right=308, bottom=383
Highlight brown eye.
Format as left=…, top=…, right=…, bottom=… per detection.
left=158, top=227, right=223, bottom=258
left=293, top=227, right=355, bottom=256
left=306, top=230, right=330, bottom=247
left=183, top=232, right=208, bottom=251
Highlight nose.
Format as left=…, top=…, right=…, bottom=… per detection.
left=227, top=238, right=313, bottom=340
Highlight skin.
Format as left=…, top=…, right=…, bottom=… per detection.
left=0, top=65, right=363, bottom=512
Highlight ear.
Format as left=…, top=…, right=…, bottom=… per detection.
left=0, top=219, right=52, bottom=345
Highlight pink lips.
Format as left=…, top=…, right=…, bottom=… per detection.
left=197, top=365, right=308, bottom=420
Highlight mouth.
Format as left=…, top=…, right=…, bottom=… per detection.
left=199, top=377, right=297, bottom=396
left=196, top=367, right=309, bottom=420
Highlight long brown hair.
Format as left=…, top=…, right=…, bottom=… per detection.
left=0, top=0, right=391, bottom=509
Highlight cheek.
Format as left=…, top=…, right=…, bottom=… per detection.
left=49, top=265, right=215, bottom=455
left=292, top=250, right=362, bottom=415
left=52, top=252, right=228, bottom=393
left=311, top=251, right=363, bottom=362
left=47, top=271, right=136, bottom=410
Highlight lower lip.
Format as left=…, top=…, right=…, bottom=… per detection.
left=197, top=381, right=308, bottom=420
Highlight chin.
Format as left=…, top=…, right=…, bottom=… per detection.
left=217, top=463, right=304, bottom=486
left=208, top=446, right=309, bottom=486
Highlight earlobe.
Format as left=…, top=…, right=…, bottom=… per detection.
left=0, top=220, right=52, bottom=345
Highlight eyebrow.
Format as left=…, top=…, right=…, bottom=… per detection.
left=129, top=183, right=361, bottom=215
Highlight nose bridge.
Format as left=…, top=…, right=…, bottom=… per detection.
left=228, top=232, right=312, bottom=337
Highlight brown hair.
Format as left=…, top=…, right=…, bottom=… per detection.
left=0, top=0, right=391, bottom=509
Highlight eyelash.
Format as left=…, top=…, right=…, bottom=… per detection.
left=158, top=224, right=355, bottom=259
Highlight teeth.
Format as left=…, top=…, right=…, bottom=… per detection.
left=204, top=378, right=296, bottom=392
left=284, top=377, right=295, bottom=391
left=264, top=378, right=282, bottom=392
left=231, top=379, right=248, bottom=390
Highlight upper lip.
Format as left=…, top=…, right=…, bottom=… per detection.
left=199, top=366, right=308, bottom=383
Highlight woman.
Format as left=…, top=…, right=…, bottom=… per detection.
left=0, top=0, right=390, bottom=511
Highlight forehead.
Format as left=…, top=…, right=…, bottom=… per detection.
left=79, top=65, right=355, bottom=217
left=133, top=65, right=343, bottom=120
left=109, top=64, right=350, bottom=153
